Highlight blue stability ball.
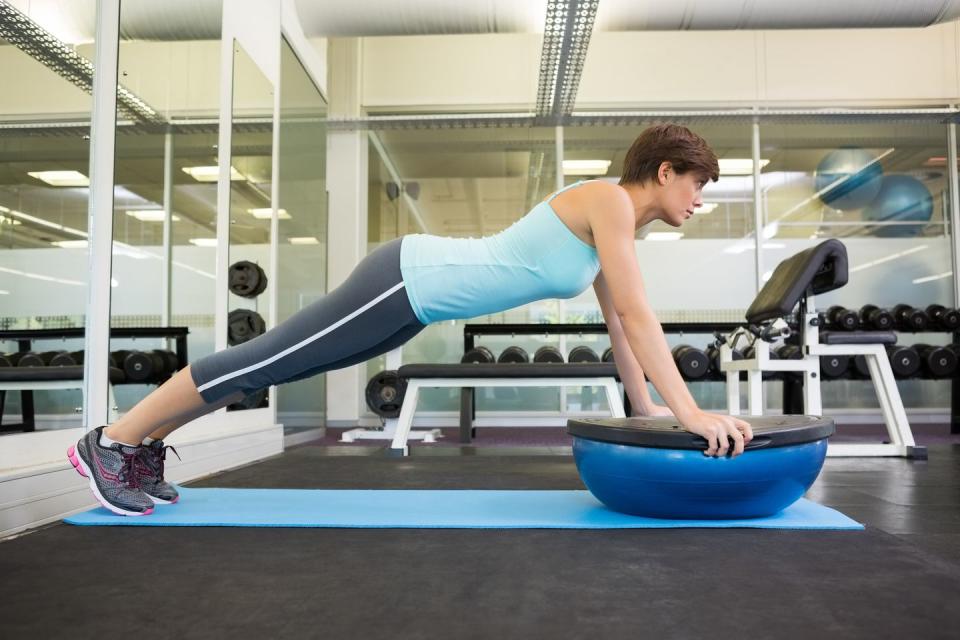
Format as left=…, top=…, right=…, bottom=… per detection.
left=814, top=148, right=884, bottom=210
left=567, top=416, right=834, bottom=519
left=862, top=174, right=933, bottom=238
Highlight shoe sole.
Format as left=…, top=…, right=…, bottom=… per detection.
left=147, top=493, right=180, bottom=505
left=67, top=445, right=154, bottom=517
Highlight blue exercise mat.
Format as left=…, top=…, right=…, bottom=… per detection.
left=64, top=488, right=863, bottom=530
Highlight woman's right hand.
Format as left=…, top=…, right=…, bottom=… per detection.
left=678, top=410, right=754, bottom=457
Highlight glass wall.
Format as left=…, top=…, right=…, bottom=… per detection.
left=108, top=2, right=222, bottom=417
left=368, top=117, right=959, bottom=418
left=276, top=36, right=328, bottom=428
left=366, top=126, right=563, bottom=415
left=0, top=4, right=97, bottom=433
left=760, top=120, right=954, bottom=412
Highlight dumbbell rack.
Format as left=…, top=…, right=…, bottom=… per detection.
left=0, top=327, right=189, bottom=433
left=463, top=322, right=742, bottom=418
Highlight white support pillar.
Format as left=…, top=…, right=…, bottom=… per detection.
left=751, top=115, right=764, bottom=294
left=948, top=116, right=960, bottom=306
left=326, top=38, right=368, bottom=424
left=82, top=0, right=120, bottom=430
left=161, top=129, right=174, bottom=349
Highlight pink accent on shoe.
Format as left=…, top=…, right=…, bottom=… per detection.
left=171, top=496, right=179, bottom=504
left=67, top=446, right=88, bottom=477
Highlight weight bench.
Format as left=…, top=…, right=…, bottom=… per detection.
left=0, top=366, right=123, bottom=432
left=346, top=359, right=625, bottom=456
left=717, top=239, right=924, bottom=459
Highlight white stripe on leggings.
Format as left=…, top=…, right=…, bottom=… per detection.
left=196, top=281, right=407, bottom=395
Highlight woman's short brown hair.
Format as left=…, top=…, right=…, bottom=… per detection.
left=618, top=124, right=720, bottom=186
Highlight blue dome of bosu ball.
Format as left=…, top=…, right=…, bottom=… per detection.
left=862, top=174, right=933, bottom=238
left=814, top=147, right=884, bottom=210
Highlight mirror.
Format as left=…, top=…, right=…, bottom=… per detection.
left=227, top=40, right=274, bottom=411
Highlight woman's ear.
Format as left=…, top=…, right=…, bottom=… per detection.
left=657, top=161, right=672, bottom=185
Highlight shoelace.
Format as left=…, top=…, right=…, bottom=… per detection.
left=117, top=450, right=143, bottom=490
left=136, top=444, right=181, bottom=481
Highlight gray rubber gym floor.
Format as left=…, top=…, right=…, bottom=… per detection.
left=2, top=440, right=959, bottom=639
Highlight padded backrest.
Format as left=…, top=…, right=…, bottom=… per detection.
left=745, top=239, right=848, bottom=324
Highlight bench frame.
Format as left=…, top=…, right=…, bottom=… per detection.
left=720, top=293, right=924, bottom=459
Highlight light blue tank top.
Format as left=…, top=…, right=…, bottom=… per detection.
left=400, top=181, right=601, bottom=324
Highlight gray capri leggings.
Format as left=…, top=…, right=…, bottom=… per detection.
left=190, top=237, right=426, bottom=404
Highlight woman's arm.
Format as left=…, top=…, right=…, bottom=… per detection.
left=586, top=184, right=753, bottom=456
left=593, top=272, right=670, bottom=416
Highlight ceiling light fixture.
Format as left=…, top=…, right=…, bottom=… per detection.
left=27, top=170, right=89, bottom=187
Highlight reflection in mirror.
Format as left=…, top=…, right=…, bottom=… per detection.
left=276, top=37, right=328, bottom=429
left=227, top=40, right=274, bottom=411
left=107, top=0, right=222, bottom=428
left=0, top=5, right=96, bottom=438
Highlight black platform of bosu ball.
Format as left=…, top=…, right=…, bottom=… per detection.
left=566, top=415, right=835, bottom=519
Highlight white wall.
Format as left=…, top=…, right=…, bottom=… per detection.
left=360, top=22, right=960, bottom=110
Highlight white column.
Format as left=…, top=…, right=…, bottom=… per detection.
left=325, top=38, right=368, bottom=424
left=161, top=129, right=173, bottom=349
left=948, top=117, right=960, bottom=306
left=82, top=0, right=120, bottom=430
left=751, top=116, right=764, bottom=293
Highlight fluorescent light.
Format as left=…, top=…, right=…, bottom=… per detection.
left=718, top=159, right=769, bottom=175
left=645, top=232, right=684, bottom=241
left=248, top=208, right=291, bottom=220
left=52, top=240, right=88, bottom=248
left=126, top=209, right=180, bottom=222
left=850, top=245, right=928, bottom=273
left=189, top=238, right=218, bottom=247
left=182, top=166, right=244, bottom=182
left=0, top=266, right=84, bottom=286
left=563, top=160, right=611, bottom=176
left=0, top=290, right=9, bottom=295
left=28, top=170, right=89, bottom=187
left=288, top=236, right=319, bottom=245
left=694, top=203, right=718, bottom=214
left=912, top=272, right=952, bottom=284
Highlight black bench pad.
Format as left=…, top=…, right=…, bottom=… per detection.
left=398, top=363, right=619, bottom=379
left=0, top=366, right=126, bottom=384
left=820, top=331, right=897, bottom=346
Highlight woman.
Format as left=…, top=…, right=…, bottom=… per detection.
left=68, top=123, right=753, bottom=516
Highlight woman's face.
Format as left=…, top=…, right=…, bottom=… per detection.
left=659, top=165, right=706, bottom=227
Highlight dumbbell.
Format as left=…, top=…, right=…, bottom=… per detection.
left=671, top=345, right=709, bottom=380
left=826, top=306, right=859, bottom=331
left=113, top=350, right=165, bottom=383
left=892, top=304, right=929, bottom=331
left=885, top=345, right=921, bottom=378
left=914, top=344, right=957, bottom=378
left=568, top=346, right=600, bottom=363
left=533, top=346, right=564, bottom=363
left=365, top=370, right=405, bottom=418
left=49, top=351, right=79, bottom=366
left=497, top=346, right=530, bottom=364
left=227, top=388, right=269, bottom=412
left=926, top=304, right=960, bottom=331
left=0, top=353, right=11, bottom=367
left=461, top=346, right=495, bottom=364
left=227, top=309, right=267, bottom=345
left=66, top=351, right=119, bottom=369
left=601, top=347, right=614, bottom=363
left=228, top=260, right=268, bottom=298
left=859, top=305, right=895, bottom=331
left=741, top=344, right=781, bottom=380
left=855, top=349, right=919, bottom=379
left=705, top=344, right=744, bottom=374
left=16, top=351, right=68, bottom=366
left=819, top=354, right=850, bottom=379
left=774, top=344, right=803, bottom=360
